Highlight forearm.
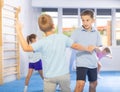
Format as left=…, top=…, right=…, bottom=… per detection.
left=71, top=43, right=88, bottom=51
left=16, top=22, right=33, bottom=52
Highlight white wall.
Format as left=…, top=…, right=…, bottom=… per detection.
left=32, top=0, right=120, bottom=8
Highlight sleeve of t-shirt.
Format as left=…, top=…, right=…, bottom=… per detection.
left=63, top=34, right=74, bottom=47
left=31, top=40, right=43, bottom=52
left=70, top=29, right=78, bottom=43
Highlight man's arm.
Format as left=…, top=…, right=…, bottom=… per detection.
left=15, top=21, right=33, bottom=52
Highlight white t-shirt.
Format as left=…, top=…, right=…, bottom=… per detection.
left=27, top=52, right=41, bottom=63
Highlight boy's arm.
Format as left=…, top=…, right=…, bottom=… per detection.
left=15, top=21, right=33, bottom=52
left=71, top=43, right=95, bottom=52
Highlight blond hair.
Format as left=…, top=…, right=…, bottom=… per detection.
left=38, top=14, right=53, bottom=32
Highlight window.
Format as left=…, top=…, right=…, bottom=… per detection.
left=96, top=9, right=112, bottom=46
left=80, top=8, right=94, bottom=13
left=116, top=9, right=120, bottom=46
left=62, top=8, right=78, bottom=37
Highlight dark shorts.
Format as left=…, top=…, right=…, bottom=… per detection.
left=29, top=59, right=42, bottom=70
left=76, top=67, right=97, bottom=82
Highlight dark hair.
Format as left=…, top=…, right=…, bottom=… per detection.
left=27, top=34, right=36, bottom=44
left=38, top=14, right=53, bottom=32
left=81, top=9, right=94, bottom=18
left=104, top=47, right=111, bottom=54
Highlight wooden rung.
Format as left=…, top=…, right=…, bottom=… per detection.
left=3, top=72, right=17, bottom=77
left=3, top=24, right=15, bottom=28
left=4, top=64, right=17, bottom=68
left=3, top=32, right=16, bottom=36
left=3, top=14, right=16, bottom=20
left=4, top=67, right=16, bottom=73
left=3, top=13, right=15, bottom=18
left=0, top=1, right=21, bottom=84
left=3, top=49, right=18, bottom=51
left=3, top=41, right=18, bottom=44
left=4, top=3, right=17, bottom=10
left=3, top=7, right=16, bottom=13
left=3, top=56, right=17, bottom=60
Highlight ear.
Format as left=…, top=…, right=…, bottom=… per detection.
left=93, top=19, right=96, bottom=23
left=52, top=24, right=55, bottom=29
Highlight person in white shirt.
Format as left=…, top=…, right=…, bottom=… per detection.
left=24, top=34, right=43, bottom=92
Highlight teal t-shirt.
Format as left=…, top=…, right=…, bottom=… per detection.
left=32, top=33, right=74, bottom=78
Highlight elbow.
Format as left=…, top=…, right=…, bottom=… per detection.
left=22, top=45, right=33, bottom=52
left=72, top=44, right=79, bottom=50
left=74, top=45, right=79, bottom=50
left=22, top=48, right=29, bottom=52
left=22, top=47, right=29, bottom=52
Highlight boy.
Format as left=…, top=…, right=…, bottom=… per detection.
left=71, top=9, right=102, bottom=92
left=15, top=14, right=95, bottom=92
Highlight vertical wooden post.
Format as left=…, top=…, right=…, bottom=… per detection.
left=0, top=0, right=4, bottom=85
left=107, top=21, right=111, bottom=46
left=15, top=7, right=21, bottom=79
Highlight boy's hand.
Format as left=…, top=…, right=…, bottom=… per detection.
left=87, top=45, right=96, bottom=53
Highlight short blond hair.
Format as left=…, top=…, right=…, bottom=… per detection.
left=38, top=14, right=53, bottom=32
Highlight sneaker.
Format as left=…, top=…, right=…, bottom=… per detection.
left=56, top=85, right=61, bottom=90
left=98, top=74, right=103, bottom=79
left=23, top=89, right=27, bottom=92
left=24, top=86, right=27, bottom=92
